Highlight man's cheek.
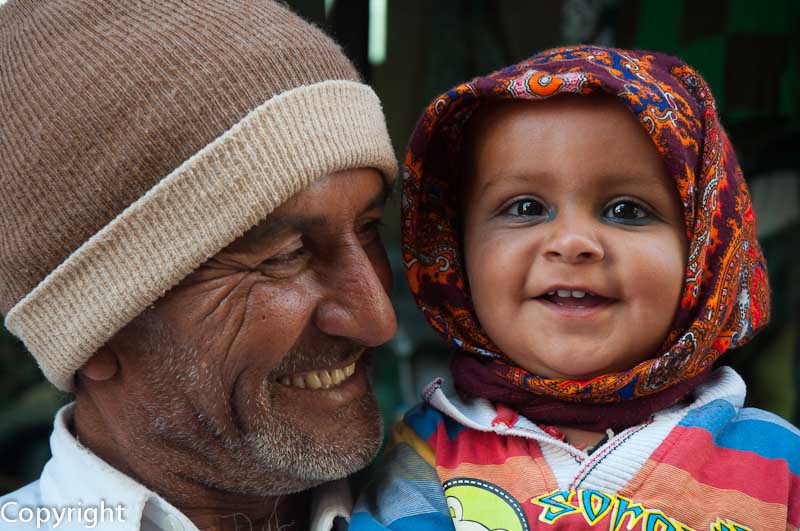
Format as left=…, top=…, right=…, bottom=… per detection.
left=228, top=285, right=315, bottom=382
left=175, top=278, right=271, bottom=365
left=237, top=282, right=315, bottom=355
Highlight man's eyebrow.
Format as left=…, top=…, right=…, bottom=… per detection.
left=360, top=179, right=394, bottom=215
left=241, top=179, right=394, bottom=243
left=249, top=215, right=326, bottom=242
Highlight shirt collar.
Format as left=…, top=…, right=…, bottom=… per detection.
left=423, top=366, right=746, bottom=442
left=40, top=403, right=351, bottom=531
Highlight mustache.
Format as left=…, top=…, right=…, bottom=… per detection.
left=268, top=336, right=368, bottom=377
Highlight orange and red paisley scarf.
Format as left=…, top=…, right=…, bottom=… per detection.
left=402, top=46, right=770, bottom=430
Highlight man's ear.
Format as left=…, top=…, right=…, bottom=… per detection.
left=79, top=346, right=119, bottom=381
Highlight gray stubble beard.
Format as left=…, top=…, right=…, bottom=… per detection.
left=127, top=313, right=384, bottom=497
left=242, top=390, right=383, bottom=495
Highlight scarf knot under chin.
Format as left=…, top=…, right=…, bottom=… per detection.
left=402, top=46, right=770, bottom=431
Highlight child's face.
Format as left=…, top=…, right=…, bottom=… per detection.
left=462, top=97, right=687, bottom=380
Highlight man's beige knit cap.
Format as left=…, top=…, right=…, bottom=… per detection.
left=0, top=0, right=397, bottom=391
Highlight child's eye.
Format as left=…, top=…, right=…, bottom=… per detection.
left=603, top=200, right=652, bottom=225
left=504, top=198, right=547, bottom=218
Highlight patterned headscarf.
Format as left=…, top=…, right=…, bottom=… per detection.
left=402, top=46, right=770, bottom=429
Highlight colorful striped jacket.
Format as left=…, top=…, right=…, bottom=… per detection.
left=352, top=367, right=800, bottom=531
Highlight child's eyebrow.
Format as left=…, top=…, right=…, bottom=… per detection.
left=474, top=172, right=548, bottom=196
left=595, top=173, right=667, bottom=187
left=478, top=170, right=672, bottom=192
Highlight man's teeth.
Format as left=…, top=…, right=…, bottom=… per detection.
left=549, top=290, right=589, bottom=298
left=279, top=363, right=356, bottom=389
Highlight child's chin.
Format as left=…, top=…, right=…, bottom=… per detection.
left=534, top=363, right=617, bottom=381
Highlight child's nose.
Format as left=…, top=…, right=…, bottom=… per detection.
left=542, top=218, right=605, bottom=264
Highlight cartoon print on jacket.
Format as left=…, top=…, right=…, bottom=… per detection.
left=444, top=478, right=528, bottom=531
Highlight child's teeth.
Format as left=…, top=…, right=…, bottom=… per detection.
left=552, top=290, right=589, bottom=298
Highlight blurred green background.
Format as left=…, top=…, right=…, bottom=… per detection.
left=1, top=0, right=798, bottom=495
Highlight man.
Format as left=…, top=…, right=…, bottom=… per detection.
left=0, top=1, right=397, bottom=529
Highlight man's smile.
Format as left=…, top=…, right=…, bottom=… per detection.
left=265, top=353, right=376, bottom=423
left=278, top=361, right=358, bottom=389
left=272, top=347, right=368, bottom=390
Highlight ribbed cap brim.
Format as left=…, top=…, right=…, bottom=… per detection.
left=5, top=80, right=397, bottom=391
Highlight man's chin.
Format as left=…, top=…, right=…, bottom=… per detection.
left=284, top=392, right=384, bottom=477
left=238, top=393, right=384, bottom=494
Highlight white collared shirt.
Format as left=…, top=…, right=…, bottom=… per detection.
left=0, top=404, right=351, bottom=530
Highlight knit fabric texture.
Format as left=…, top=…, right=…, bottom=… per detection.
left=401, top=46, right=770, bottom=412
left=0, top=0, right=397, bottom=391
left=351, top=368, right=800, bottom=530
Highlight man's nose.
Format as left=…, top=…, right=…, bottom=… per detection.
left=542, top=214, right=605, bottom=264
left=313, top=246, right=397, bottom=347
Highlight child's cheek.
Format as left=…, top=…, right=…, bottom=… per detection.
left=467, top=227, right=537, bottom=306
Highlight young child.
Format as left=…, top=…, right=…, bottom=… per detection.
left=352, top=46, right=800, bottom=530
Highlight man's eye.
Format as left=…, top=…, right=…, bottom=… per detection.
left=603, top=200, right=651, bottom=224
left=357, top=219, right=385, bottom=244
left=504, top=198, right=547, bottom=218
left=262, top=247, right=309, bottom=266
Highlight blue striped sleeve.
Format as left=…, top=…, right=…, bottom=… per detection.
left=680, top=400, right=800, bottom=475
left=351, top=421, right=453, bottom=530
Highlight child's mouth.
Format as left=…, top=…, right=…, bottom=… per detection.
left=539, top=290, right=613, bottom=309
